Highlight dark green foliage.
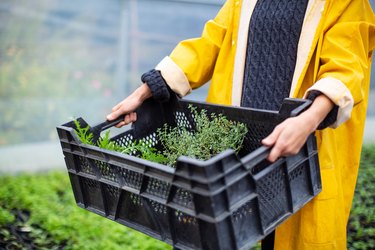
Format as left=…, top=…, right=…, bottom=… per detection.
left=157, top=105, right=248, bottom=166
left=347, top=145, right=375, bottom=250
left=0, top=172, right=170, bottom=250
left=0, top=209, right=14, bottom=225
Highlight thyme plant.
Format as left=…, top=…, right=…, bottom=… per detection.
left=157, top=105, right=248, bottom=166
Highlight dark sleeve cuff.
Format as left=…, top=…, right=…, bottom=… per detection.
left=141, top=69, right=170, bottom=103
left=307, top=90, right=339, bottom=130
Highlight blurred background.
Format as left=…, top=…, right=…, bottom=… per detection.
left=0, top=0, right=374, bottom=172
left=0, top=1, right=374, bottom=249
left=0, top=0, right=224, bottom=172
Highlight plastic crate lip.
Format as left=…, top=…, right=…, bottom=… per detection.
left=179, top=98, right=312, bottom=122
left=252, top=159, right=286, bottom=181
left=57, top=125, right=82, bottom=142
left=240, top=146, right=270, bottom=171
left=179, top=99, right=280, bottom=115
left=69, top=169, right=100, bottom=182
left=174, top=149, right=242, bottom=177
left=175, top=149, right=236, bottom=167
left=62, top=147, right=85, bottom=157
left=286, top=154, right=316, bottom=173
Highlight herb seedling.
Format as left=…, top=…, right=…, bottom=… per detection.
left=157, top=105, right=248, bottom=166
left=73, top=119, right=93, bottom=145
left=73, top=119, right=166, bottom=163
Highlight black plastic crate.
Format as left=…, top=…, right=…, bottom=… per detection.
left=57, top=97, right=321, bottom=250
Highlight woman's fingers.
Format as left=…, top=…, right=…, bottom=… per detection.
left=262, top=117, right=313, bottom=162
left=262, top=123, right=285, bottom=162
left=262, top=124, right=283, bottom=146
left=113, top=112, right=137, bottom=128
left=106, top=83, right=152, bottom=128
left=107, top=106, right=125, bottom=121
left=130, top=112, right=137, bottom=122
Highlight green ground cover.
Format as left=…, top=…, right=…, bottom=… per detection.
left=347, top=144, right=375, bottom=250
left=0, top=145, right=374, bottom=249
left=0, top=171, right=171, bottom=250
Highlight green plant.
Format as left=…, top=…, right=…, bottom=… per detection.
left=0, top=208, right=14, bottom=225
left=73, top=119, right=93, bottom=145
left=157, top=105, right=248, bottom=166
left=97, top=130, right=124, bottom=152
left=120, top=141, right=169, bottom=164
left=73, top=119, right=167, bottom=164
left=347, top=144, right=375, bottom=250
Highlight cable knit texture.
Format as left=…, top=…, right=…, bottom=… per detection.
left=141, top=69, right=170, bottom=103
left=241, top=0, right=309, bottom=111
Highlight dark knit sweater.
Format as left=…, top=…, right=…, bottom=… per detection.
left=241, top=0, right=309, bottom=110
left=141, top=69, right=170, bottom=103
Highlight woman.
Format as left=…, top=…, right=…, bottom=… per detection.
left=107, top=0, right=375, bottom=249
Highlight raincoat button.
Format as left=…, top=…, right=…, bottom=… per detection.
left=232, top=40, right=235, bottom=46
left=235, top=1, right=239, bottom=6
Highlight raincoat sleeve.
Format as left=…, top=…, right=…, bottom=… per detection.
left=155, top=0, right=233, bottom=97
left=305, top=0, right=375, bottom=128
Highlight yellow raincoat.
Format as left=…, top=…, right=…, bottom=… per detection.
left=155, top=0, right=375, bottom=249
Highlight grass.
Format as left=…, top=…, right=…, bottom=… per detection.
left=0, top=145, right=374, bottom=249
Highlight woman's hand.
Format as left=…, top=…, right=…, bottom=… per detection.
left=261, top=115, right=316, bottom=162
left=106, top=83, right=152, bottom=128
left=262, top=94, right=335, bottom=162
